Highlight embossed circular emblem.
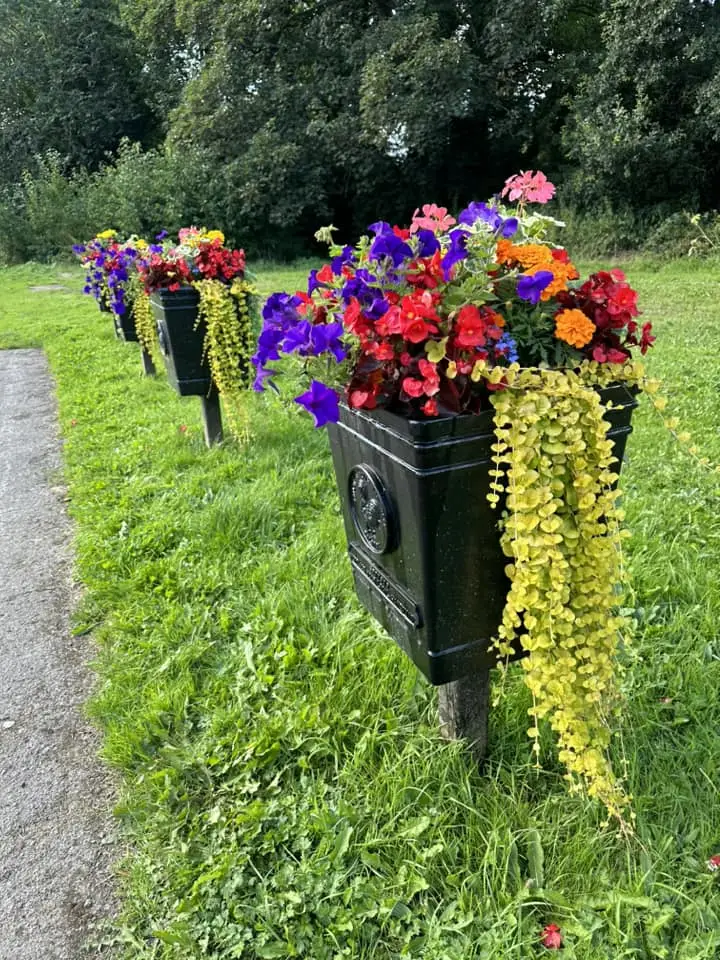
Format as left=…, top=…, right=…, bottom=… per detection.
left=348, top=465, right=394, bottom=555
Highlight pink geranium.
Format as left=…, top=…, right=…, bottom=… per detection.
left=410, top=203, right=456, bottom=235
left=501, top=170, right=556, bottom=204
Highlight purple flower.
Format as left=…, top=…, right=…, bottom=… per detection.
left=441, top=229, right=469, bottom=279
left=311, top=322, right=347, bottom=362
left=416, top=229, right=440, bottom=257
left=368, top=222, right=413, bottom=268
left=281, top=320, right=313, bottom=354
left=253, top=364, right=277, bottom=393
left=331, top=245, right=354, bottom=275
left=458, top=202, right=518, bottom=239
left=155, top=230, right=169, bottom=240
left=262, top=292, right=303, bottom=327
left=294, top=380, right=340, bottom=428
left=516, top=270, right=554, bottom=305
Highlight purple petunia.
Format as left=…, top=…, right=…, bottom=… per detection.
left=516, top=270, right=554, bottom=305
left=310, top=322, right=347, bottom=363
left=368, top=222, right=413, bottom=268
left=458, top=202, right=518, bottom=238
left=294, top=380, right=340, bottom=427
left=441, top=229, right=469, bottom=279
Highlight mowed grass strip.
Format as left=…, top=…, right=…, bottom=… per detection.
left=1, top=260, right=719, bottom=958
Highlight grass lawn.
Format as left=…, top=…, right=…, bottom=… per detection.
left=1, top=259, right=719, bottom=958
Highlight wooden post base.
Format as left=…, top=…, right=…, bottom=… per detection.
left=141, top=348, right=156, bottom=376
left=201, top=389, right=223, bottom=447
left=437, top=667, right=492, bottom=764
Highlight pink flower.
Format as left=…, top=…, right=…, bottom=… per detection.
left=501, top=170, right=556, bottom=205
left=410, top=203, right=457, bottom=235
left=541, top=924, right=563, bottom=949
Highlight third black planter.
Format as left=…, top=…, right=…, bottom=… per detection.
left=327, top=384, right=638, bottom=686
left=150, top=287, right=211, bottom=396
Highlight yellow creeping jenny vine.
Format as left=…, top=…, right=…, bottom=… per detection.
left=486, top=361, right=647, bottom=820
left=193, top=277, right=257, bottom=439
left=131, top=290, right=157, bottom=356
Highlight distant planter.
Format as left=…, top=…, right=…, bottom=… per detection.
left=150, top=287, right=210, bottom=396
left=327, top=384, right=638, bottom=686
left=112, top=305, right=139, bottom=343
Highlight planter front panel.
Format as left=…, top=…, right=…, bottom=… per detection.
left=328, top=385, right=638, bottom=685
left=150, top=288, right=210, bottom=396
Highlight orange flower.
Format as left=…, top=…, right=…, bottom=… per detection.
left=496, top=241, right=578, bottom=299
left=555, top=308, right=595, bottom=348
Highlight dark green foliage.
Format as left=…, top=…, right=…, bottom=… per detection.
left=1, top=0, right=720, bottom=260
left=564, top=0, right=720, bottom=211
left=0, top=0, right=157, bottom=186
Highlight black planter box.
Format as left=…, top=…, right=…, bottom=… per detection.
left=327, top=384, right=638, bottom=686
left=113, top=304, right=139, bottom=342
left=150, top=287, right=211, bottom=396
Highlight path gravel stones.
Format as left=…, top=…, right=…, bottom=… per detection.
left=0, top=350, right=116, bottom=959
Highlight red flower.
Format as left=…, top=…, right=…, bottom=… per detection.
left=317, top=263, right=334, bottom=284
left=368, top=340, right=394, bottom=361
left=707, top=854, right=720, bottom=872
left=402, top=377, right=426, bottom=398
left=541, top=924, right=563, bottom=949
left=343, top=298, right=374, bottom=339
left=349, top=388, right=376, bottom=409
left=418, top=358, right=440, bottom=396
left=399, top=295, right=439, bottom=343
left=455, top=304, right=487, bottom=348
left=422, top=398, right=439, bottom=416
left=640, top=322, right=655, bottom=353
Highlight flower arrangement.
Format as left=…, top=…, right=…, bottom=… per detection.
left=254, top=171, right=657, bottom=820
left=73, top=231, right=160, bottom=354
left=139, top=229, right=258, bottom=437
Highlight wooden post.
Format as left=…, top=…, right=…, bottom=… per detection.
left=140, top=347, right=156, bottom=376
left=437, top=666, right=492, bottom=764
left=201, top=388, right=223, bottom=447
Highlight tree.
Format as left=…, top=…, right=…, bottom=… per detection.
left=0, top=0, right=156, bottom=186
left=564, top=0, right=720, bottom=211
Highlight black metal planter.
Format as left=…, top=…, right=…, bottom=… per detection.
left=150, top=287, right=223, bottom=446
left=150, top=287, right=209, bottom=396
left=327, top=383, right=638, bottom=688
left=112, top=304, right=139, bottom=342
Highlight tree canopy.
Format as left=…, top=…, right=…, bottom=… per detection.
left=1, top=0, right=719, bottom=256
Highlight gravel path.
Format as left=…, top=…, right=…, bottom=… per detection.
left=0, top=350, right=116, bottom=959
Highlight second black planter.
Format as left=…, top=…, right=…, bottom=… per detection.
left=327, top=384, right=638, bottom=686
left=150, top=287, right=211, bottom=396
left=113, top=305, right=139, bottom=342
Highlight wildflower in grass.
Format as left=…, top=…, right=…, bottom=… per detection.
left=541, top=924, right=563, bottom=949
left=708, top=854, right=720, bottom=871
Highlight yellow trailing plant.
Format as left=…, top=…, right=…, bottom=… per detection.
left=131, top=289, right=157, bottom=356
left=193, top=277, right=257, bottom=440
left=485, top=361, right=648, bottom=821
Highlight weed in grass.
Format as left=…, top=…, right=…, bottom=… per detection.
left=1, top=260, right=720, bottom=957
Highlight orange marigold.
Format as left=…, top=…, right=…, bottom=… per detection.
left=554, top=308, right=596, bottom=348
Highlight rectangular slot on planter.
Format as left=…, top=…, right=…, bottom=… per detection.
left=328, top=384, right=638, bottom=685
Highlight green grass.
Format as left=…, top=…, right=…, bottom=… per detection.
left=1, top=259, right=720, bottom=958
